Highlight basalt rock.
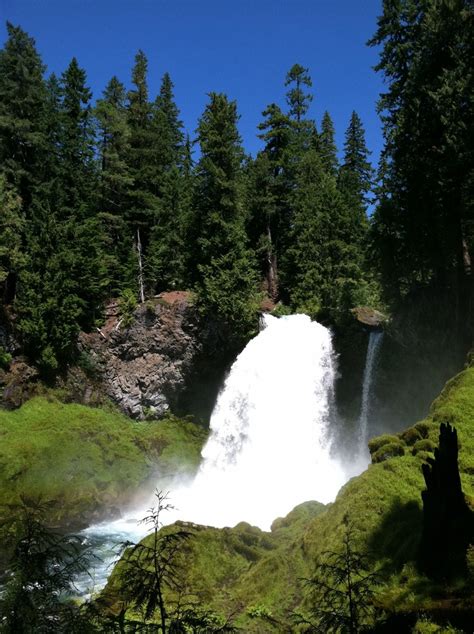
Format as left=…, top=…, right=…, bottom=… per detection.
left=79, top=292, right=233, bottom=421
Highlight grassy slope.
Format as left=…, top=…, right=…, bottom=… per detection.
left=103, top=367, right=474, bottom=631
left=0, top=396, right=206, bottom=527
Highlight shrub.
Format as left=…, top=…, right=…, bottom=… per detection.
left=118, top=288, right=138, bottom=328
left=399, top=426, right=423, bottom=446
left=372, top=441, right=405, bottom=463
left=368, top=434, right=403, bottom=456
left=412, top=439, right=436, bottom=456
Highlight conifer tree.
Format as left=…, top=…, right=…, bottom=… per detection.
left=284, top=149, right=366, bottom=322
left=338, top=111, right=373, bottom=227
left=126, top=50, right=157, bottom=245
left=58, top=57, right=97, bottom=217
left=249, top=103, right=294, bottom=300
left=285, top=63, right=316, bottom=162
left=0, top=23, right=49, bottom=205
left=193, top=93, right=257, bottom=339
left=369, top=0, right=474, bottom=336
left=95, top=76, right=133, bottom=294
left=285, top=63, right=313, bottom=124
left=0, top=175, right=24, bottom=304
left=319, top=111, right=338, bottom=176
left=148, top=73, right=189, bottom=292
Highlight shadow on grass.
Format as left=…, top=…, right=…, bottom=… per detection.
left=368, top=497, right=422, bottom=572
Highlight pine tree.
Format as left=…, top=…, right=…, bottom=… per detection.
left=319, top=111, right=338, bottom=176
left=249, top=103, right=294, bottom=300
left=285, top=63, right=313, bottom=124
left=147, top=73, right=189, bottom=292
left=0, top=174, right=24, bottom=304
left=339, top=112, right=372, bottom=216
left=284, top=149, right=366, bottom=322
left=152, top=72, right=185, bottom=176
left=285, top=63, right=316, bottom=164
left=369, top=0, right=474, bottom=336
left=58, top=57, right=97, bottom=218
left=338, top=111, right=372, bottom=255
left=95, top=76, right=133, bottom=294
left=0, top=23, right=49, bottom=205
left=193, top=93, right=257, bottom=339
left=126, top=50, right=157, bottom=245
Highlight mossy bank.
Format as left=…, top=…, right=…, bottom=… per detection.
left=0, top=396, right=206, bottom=530
left=102, top=367, right=474, bottom=632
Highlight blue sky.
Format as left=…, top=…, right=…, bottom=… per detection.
left=1, top=0, right=385, bottom=164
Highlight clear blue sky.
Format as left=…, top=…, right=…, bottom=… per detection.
left=1, top=0, right=385, bottom=164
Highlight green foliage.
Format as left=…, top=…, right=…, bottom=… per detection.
left=372, top=441, right=405, bottom=463
left=193, top=92, right=258, bottom=340
left=411, top=439, right=436, bottom=456
left=0, top=23, right=49, bottom=204
left=0, top=496, right=94, bottom=633
left=295, top=518, right=383, bottom=633
left=0, top=397, right=206, bottom=527
left=118, top=287, right=138, bottom=328
left=319, top=110, right=338, bottom=176
left=0, top=345, right=13, bottom=369
left=369, top=0, right=474, bottom=343
left=0, top=174, right=24, bottom=302
left=283, top=149, right=368, bottom=324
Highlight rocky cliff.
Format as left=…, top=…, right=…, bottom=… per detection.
left=79, top=292, right=234, bottom=421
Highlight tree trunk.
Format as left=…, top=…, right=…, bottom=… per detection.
left=266, top=223, right=278, bottom=301
left=137, top=229, right=145, bottom=303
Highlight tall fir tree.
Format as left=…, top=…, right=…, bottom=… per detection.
left=126, top=50, right=157, bottom=243
left=0, top=174, right=24, bottom=304
left=338, top=111, right=373, bottom=244
left=193, top=93, right=257, bottom=339
left=58, top=57, right=97, bottom=218
left=249, top=103, right=294, bottom=300
left=148, top=73, right=190, bottom=292
left=0, top=23, right=49, bottom=206
left=283, top=149, right=366, bottom=322
left=369, top=0, right=474, bottom=337
left=95, top=76, right=133, bottom=294
left=319, top=111, right=338, bottom=177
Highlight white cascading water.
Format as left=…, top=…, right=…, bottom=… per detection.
left=169, top=313, right=345, bottom=529
left=76, top=313, right=346, bottom=595
left=357, top=330, right=383, bottom=455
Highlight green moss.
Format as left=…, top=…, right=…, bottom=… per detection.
left=368, top=434, right=403, bottom=454
left=372, top=441, right=406, bottom=463
left=399, top=426, right=423, bottom=446
left=0, top=397, right=206, bottom=527
left=412, top=439, right=436, bottom=456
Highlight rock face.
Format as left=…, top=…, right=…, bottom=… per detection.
left=351, top=306, right=387, bottom=329
left=80, top=293, right=203, bottom=420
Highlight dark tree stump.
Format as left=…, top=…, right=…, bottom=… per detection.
left=419, top=422, right=473, bottom=578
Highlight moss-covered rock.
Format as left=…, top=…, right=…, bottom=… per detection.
left=372, top=440, right=406, bottom=463
left=369, top=433, right=406, bottom=463
left=399, top=426, right=423, bottom=446
left=412, top=438, right=436, bottom=456
left=0, top=396, right=206, bottom=529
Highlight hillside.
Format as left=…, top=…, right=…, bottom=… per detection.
left=102, top=366, right=474, bottom=632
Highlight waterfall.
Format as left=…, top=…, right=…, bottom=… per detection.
left=171, top=313, right=344, bottom=530
left=358, top=330, right=383, bottom=454
left=76, top=313, right=346, bottom=595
